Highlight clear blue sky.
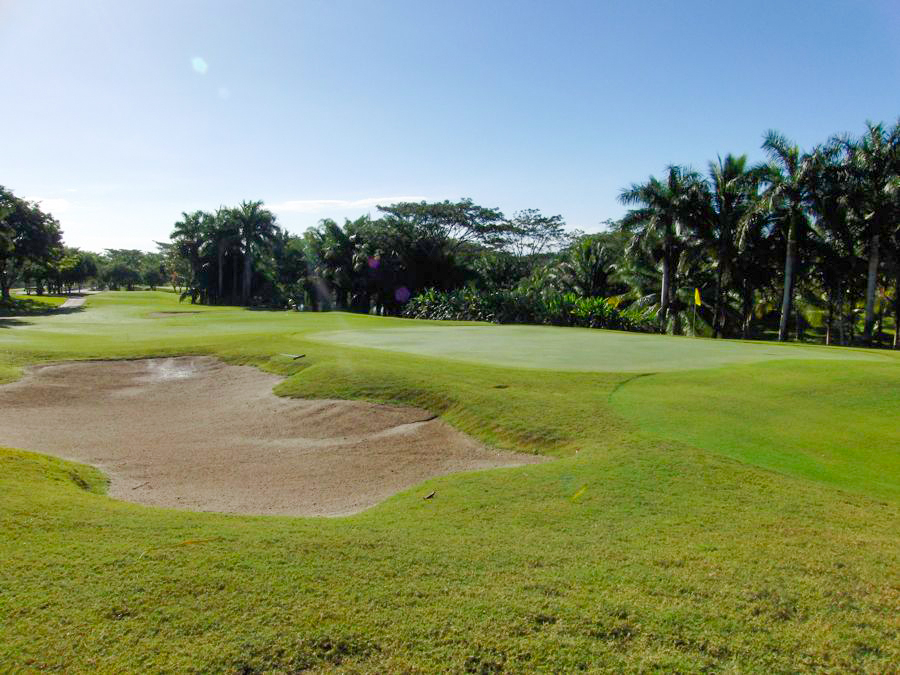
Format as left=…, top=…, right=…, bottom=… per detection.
left=2, top=0, right=898, bottom=252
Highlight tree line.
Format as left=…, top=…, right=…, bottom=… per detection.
left=3, top=117, right=897, bottom=348
left=161, top=119, right=897, bottom=348
left=1, top=186, right=173, bottom=297
left=614, top=121, right=899, bottom=348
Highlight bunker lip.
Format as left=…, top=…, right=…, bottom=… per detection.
left=0, top=357, right=546, bottom=517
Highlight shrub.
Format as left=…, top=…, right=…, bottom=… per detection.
left=403, top=288, right=655, bottom=332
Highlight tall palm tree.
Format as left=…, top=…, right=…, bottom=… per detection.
left=170, top=211, right=207, bottom=302
left=734, top=207, right=780, bottom=339
left=886, top=168, right=900, bottom=349
left=888, top=217, right=900, bottom=349
left=308, top=219, right=357, bottom=309
left=230, top=201, right=277, bottom=305
left=804, top=142, right=861, bottom=345
left=619, top=165, right=704, bottom=331
left=845, top=121, right=900, bottom=345
left=759, top=131, right=813, bottom=341
left=206, top=209, right=240, bottom=304
left=696, top=154, right=761, bottom=337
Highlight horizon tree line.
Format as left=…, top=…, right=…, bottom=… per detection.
left=3, top=117, right=897, bottom=348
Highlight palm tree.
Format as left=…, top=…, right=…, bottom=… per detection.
left=230, top=201, right=277, bottom=305
left=888, top=220, right=900, bottom=349
left=884, top=167, right=900, bottom=349
left=619, top=165, right=705, bottom=332
left=695, top=155, right=761, bottom=337
left=206, top=209, right=240, bottom=304
left=804, top=142, right=861, bottom=345
left=759, top=131, right=813, bottom=341
left=845, top=121, right=900, bottom=345
left=551, top=236, right=614, bottom=298
left=733, top=205, right=780, bottom=339
left=314, top=219, right=358, bottom=309
left=170, top=211, right=207, bottom=302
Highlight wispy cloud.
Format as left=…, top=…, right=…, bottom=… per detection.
left=270, top=196, right=428, bottom=214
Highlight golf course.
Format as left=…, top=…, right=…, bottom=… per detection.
left=1, top=292, right=898, bottom=672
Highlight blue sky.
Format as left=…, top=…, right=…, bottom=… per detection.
left=2, top=0, right=898, bottom=252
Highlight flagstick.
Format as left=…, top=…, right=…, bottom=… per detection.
left=692, top=302, right=697, bottom=337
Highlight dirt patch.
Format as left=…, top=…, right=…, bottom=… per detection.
left=0, top=357, right=545, bottom=516
left=149, top=311, right=202, bottom=317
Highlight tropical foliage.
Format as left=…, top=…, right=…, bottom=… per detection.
left=403, top=287, right=654, bottom=331
left=3, top=118, right=897, bottom=347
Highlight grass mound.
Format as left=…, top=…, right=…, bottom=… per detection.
left=611, top=359, right=900, bottom=500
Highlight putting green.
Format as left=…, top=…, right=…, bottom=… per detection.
left=311, top=324, right=887, bottom=372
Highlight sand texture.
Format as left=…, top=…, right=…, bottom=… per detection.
left=0, top=357, right=545, bottom=516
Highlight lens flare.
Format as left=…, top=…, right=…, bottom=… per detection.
left=191, top=57, right=208, bottom=75
left=394, top=286, right=410, bottom=303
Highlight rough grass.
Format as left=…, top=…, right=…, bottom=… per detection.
left=0, top=291, right=898, bottom=672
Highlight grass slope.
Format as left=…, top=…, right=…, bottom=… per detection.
left=310, top=324, right=888, bottom=372
left=611, top=361, right=900, bottom=501
left=1, top=291, right=898, bottom=672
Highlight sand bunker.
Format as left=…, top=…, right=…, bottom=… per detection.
left=0, top=357, right=544, bottom=516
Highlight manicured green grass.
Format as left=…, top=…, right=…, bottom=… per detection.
left=311, top=324, right=889, bottom=372
left=10, top=293, right=67, bottom=307
left=611, top=360, right=900, bottom=501
left=1, top=291, right=898, bottom=672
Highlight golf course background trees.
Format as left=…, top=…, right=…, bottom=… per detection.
left=0, top=186, right=63, bottom=301
left=3, top=117, right=897, bottom=347
left=152, top=118, right=899, bottom=348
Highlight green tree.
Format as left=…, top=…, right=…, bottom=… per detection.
left=551, top=235, right=615, bottom=298
left=696, top=155, right=761, bottom=337
left=759, top=131, right=814, bottom=341
left=170, top=211, right=208, bottom=301
left=230, top=201, right=278, bottom=305
left=377, top=198, right=506, bottom=254
left=619, top=166, right=705, bottom=332
left=501, top=209, right=566, bottom=257
left=804, top=142, right=862, bottom=345
left=845, top=120, right=900, bottom=345
left=102, top=250, right=146, bottom=291
left=304, top=218, right=357, bottom=309
left=207, top=209, right=241, bottom=303
left=0, top=186, right=63, bottom=301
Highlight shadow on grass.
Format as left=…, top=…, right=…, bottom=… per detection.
left=0, top=301, right=86, bottom=324
left=0, top=317, right=31, bottom=328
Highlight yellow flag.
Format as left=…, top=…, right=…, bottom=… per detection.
left=694, top=288, right=701, bottom=306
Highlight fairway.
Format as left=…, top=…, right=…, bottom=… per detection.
left=312, top=324, right=888, bottom=372
left=1, top=293, right=898, bottom=672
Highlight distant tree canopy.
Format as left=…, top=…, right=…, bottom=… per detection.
left=0, top=188, right=170, bottom=298
left=156, top=118, right=898, bottom=348
left=3, top=117, right=897, bottom=348
left=0, top=186, right=63, bottom=300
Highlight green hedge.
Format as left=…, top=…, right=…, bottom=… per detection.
left=403, top=288, right=655, bottom=332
